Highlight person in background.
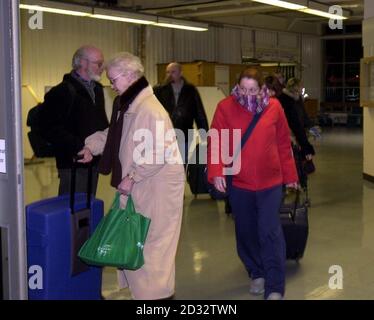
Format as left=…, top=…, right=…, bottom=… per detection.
left=271, top=76, right=315, bottom=161
left=273, top=71, right=286, bottom=88
left=154, top=62, right=209, bottom=164
left=207, top=68, right=298, bottom=300
left=286, top=78, right=314, bottom=128
left=40, top=45, right=108, bottom=195
left=78, top=52, right=185, bottom=300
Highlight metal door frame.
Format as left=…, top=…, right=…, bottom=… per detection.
left=0, top=0, right=28, bottom=300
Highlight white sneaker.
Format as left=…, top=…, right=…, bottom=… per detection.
left=249, top=278, right=265, bottom=295
left=267, top=292, right=283, bottom=300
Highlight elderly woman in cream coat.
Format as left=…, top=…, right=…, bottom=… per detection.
left=78, top=52, right=185, bottom=300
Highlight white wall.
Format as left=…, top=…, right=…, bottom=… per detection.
left=20, top=11, right=137, bottom=159
left=217, top=27, right=242, bottom=64
left=364, top=0, right=374, bottom=19
left=21, top=11, right=137, bottom=100
left=363, top=10, right=374, bottom=176
left=174, top=28, right=217, bottom=63
left=144, top=27, right=173, bottom=85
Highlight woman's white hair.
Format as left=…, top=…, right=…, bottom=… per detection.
left=105, top=52, right=144, bottom=79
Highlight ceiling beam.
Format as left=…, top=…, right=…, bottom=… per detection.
left=169, top=5, right=281, bottom=18
left=140, top=0, right=244, bottom=13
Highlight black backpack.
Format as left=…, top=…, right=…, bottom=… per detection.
left=26, top=82, right=76, bottom=158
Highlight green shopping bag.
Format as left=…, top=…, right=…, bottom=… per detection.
left=78, top=193, right=151, bottom=270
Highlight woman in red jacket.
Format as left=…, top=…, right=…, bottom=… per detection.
left=207, top=68, right=298, bottom=300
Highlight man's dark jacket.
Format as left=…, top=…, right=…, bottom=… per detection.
left=153, top=80, right=209, bottom=140
left=40, top=73, right=109, bottom=169
left=277, top=91, right=315, bottom=157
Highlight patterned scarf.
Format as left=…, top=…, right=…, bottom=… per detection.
left=231, top=84, right=270, bottom=114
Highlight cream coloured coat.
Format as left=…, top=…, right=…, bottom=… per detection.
left=85, top=85, right=185, bottom=300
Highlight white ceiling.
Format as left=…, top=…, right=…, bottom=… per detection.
left=77, top=1, right=364, bottom=26
left=116, top=0, right=364, bottom=19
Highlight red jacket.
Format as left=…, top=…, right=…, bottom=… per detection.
left=207, top=96, right=298, bottom=191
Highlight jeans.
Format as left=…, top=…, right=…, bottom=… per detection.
left=229, top=184, right=286, bottom=298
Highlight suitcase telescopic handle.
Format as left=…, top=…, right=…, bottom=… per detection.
left=283, top=188, right=301, bottom=222
left=290, top=189, right=301, bottom=222
left=70, top=155, right=92, bottom=214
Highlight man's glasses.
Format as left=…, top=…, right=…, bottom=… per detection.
left=84, top=58, right=103, bottom=68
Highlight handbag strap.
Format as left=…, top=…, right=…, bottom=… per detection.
left=232, top=111, right=263, bottom=163
left=111, top=192, right=121, bottom=210
left=112, top=192, right=136, bottom=215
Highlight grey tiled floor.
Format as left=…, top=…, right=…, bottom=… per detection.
left=24, top=127, right=372, bottom=300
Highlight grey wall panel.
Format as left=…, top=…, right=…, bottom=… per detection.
left=144, top=27, right=174, bottom=85
left=217, top=27, right=242, bottom=64
left=301, top=35, right=322, bottom=101
left=173, top=28, right=217, bottom=63
left=279, top=32, right=299, bottom=50
left=255, top=30, right=278, bottom=48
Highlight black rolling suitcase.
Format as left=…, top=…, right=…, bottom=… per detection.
left=280, top=189, right=309, bottom=261
left=186, top=143, right=209, bottom=196
left=292, top=143, right=312, bottom=206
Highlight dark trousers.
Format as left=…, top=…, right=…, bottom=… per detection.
left=58, top=166, right=99, bottom=196
left=179, top=139, right=192, bottom=168
left=229, top=185, right=286, bottom=298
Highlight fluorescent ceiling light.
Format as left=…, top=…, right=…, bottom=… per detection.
left=20, top=0, right=208, bottom=31
left=299, top=1, right=349, bottom=20
left=154, top=23, right=208, bottom=31
left=251, top=0, right=307, bottom=10
left=251, top=0, right=349, bottom=20
left=19, top=4, right=90, bottom=17
left=92, top=14, right=156, bottom=24
left=299, top=8, right=348, bottom=20
left=155, top=17, right=208, bottom=31
left=92, top=8, right=157, bottom=25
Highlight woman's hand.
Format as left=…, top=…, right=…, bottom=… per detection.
left=213, top=176, right=226, bottom=193
left=305, top=154, right=313, bottom=161
left=77, top=147, right=93, bottom=163
left=286, top=182, right=299, bottom=190
left=117, top=176, right=135, bottom=195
